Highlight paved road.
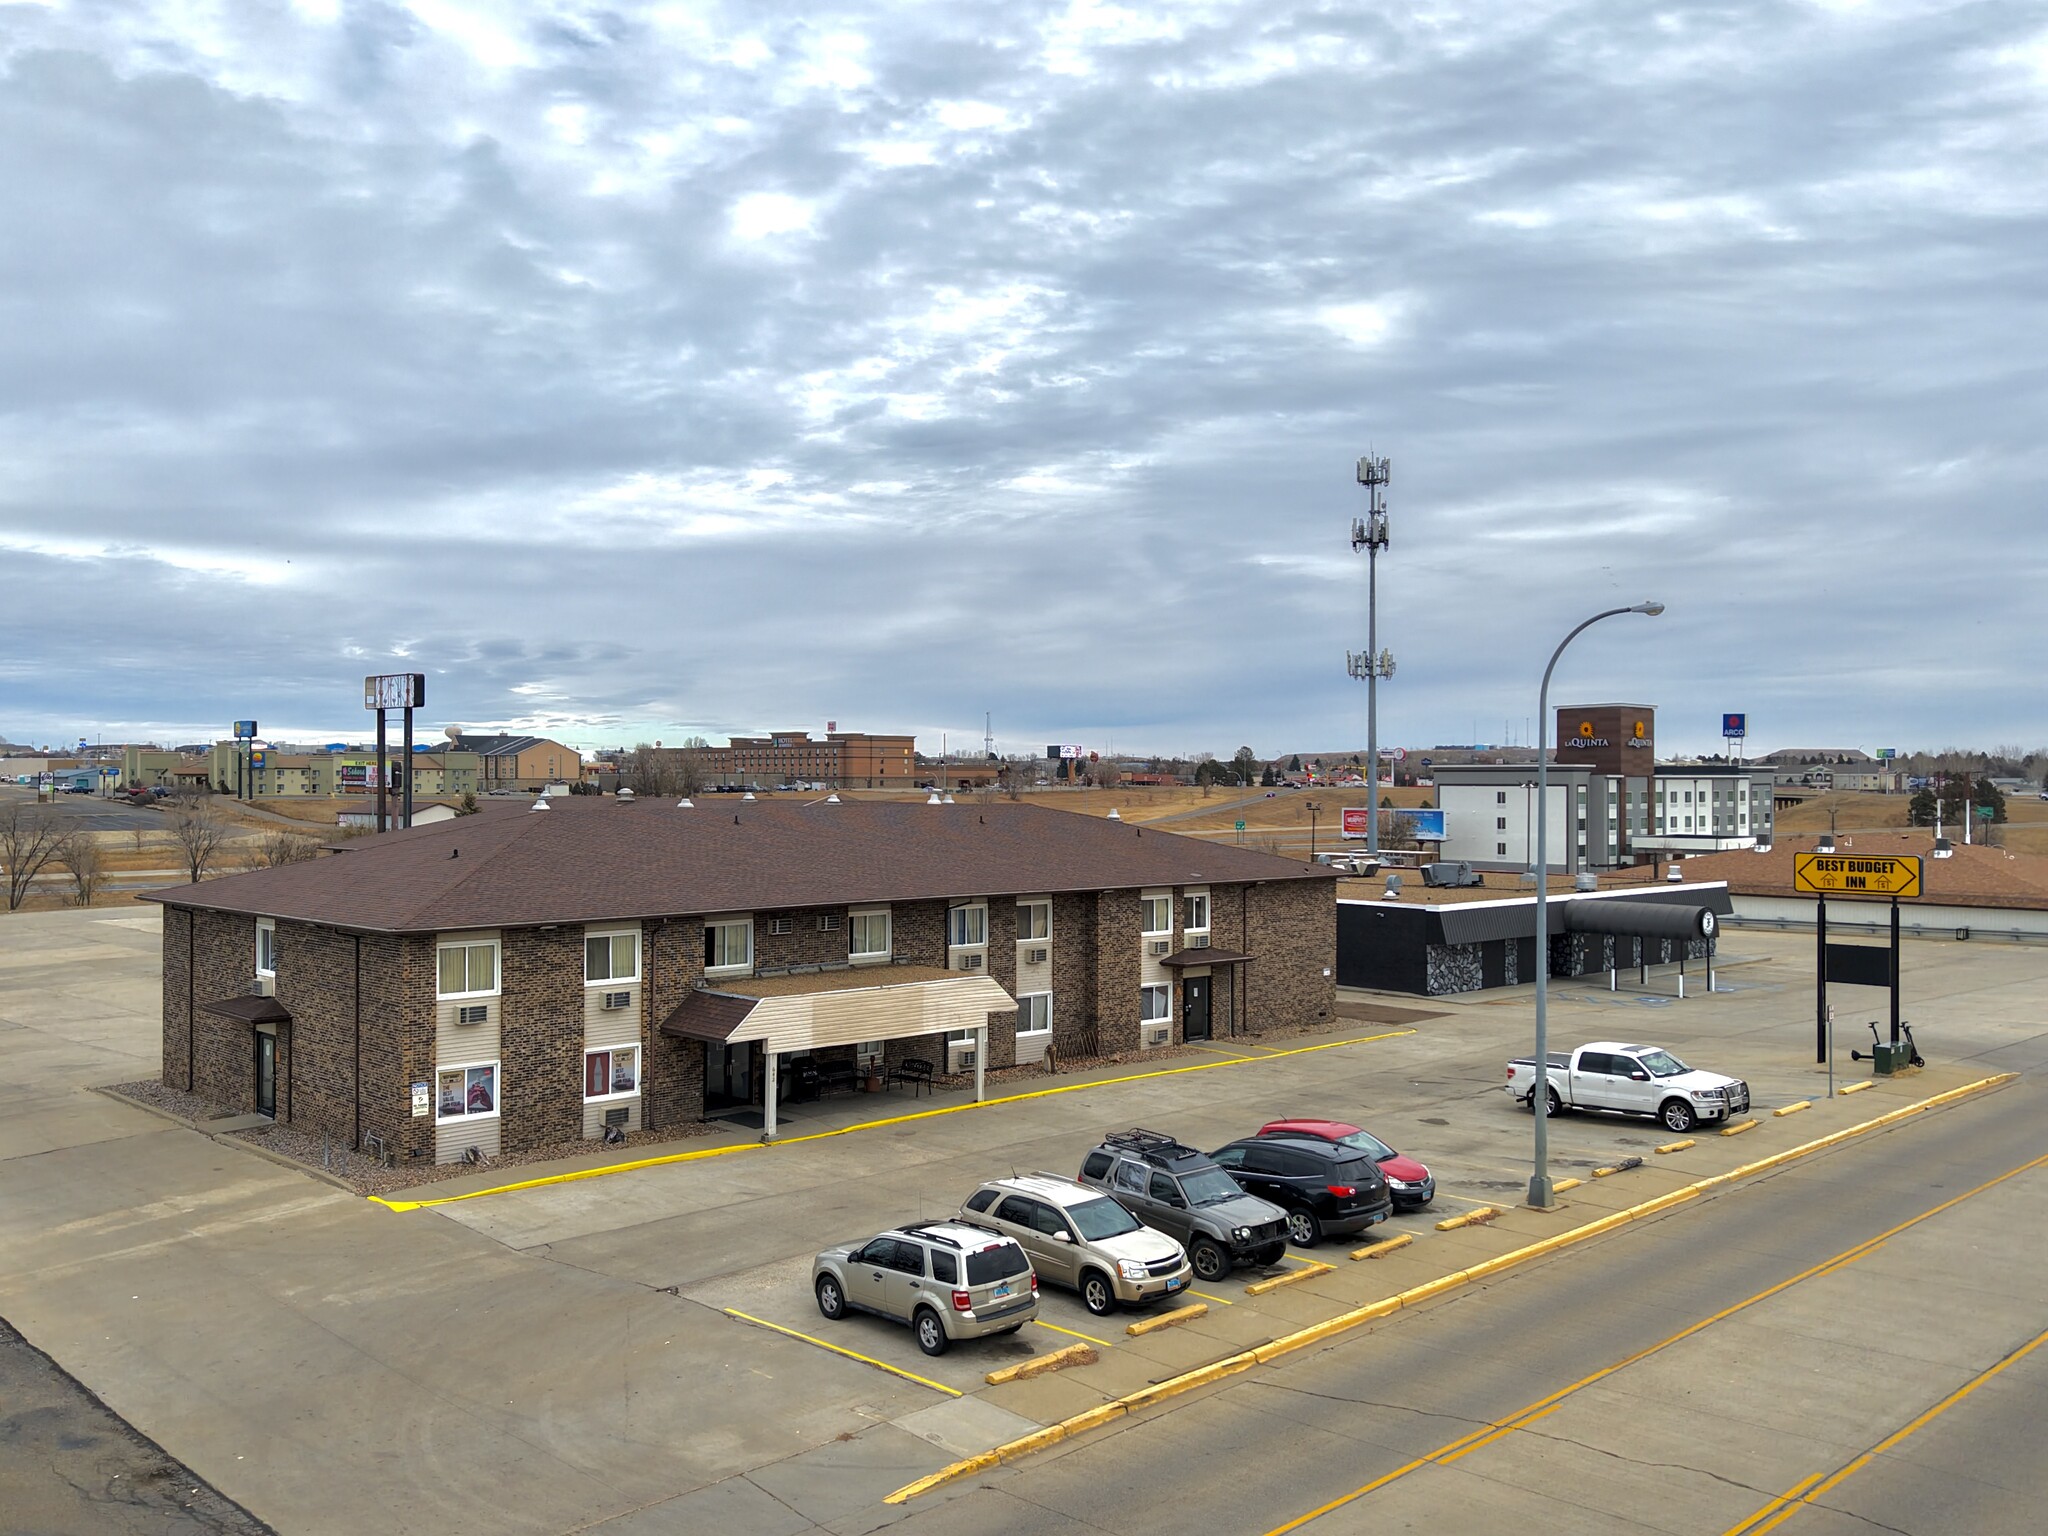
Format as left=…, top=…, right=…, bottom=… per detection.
left=882, top=1076, right=2048, bottom=1535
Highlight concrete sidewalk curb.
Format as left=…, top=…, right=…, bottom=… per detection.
left=882, top=1070, right=2018, bottom=1506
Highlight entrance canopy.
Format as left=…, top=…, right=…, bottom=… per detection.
left=199, top=994, right=293, bottom=1025
left=660, top=965, right=1014, bottom=1053
left=1158, top=948, right=1250, bottom=968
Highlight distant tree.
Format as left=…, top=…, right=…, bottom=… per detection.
left=1975, top=777, right=2007, bottom=824
left=1, top=803, right=65, bottom=910
left=456, top=791, right=480, bottom=815
left=1260, top=764, right=1277, bottom=787
left=1232, top=746, right=1257, bottom=786
left=1908, top=788, right=1939, bottom=827
left=624, top=745, right=678, bottom=798
left=56, top=830, right=107, bottom=906
left=166, top=795, right=232, bottom=883
left=1287, top=755, right=1302, bottom=773
left=1194, top=758, right=1230, bottom=789
left=249, top=831, right=320, bottom=868
left=673, top=748, right=707, bottom=798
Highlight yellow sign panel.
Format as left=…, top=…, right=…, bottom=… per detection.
left=1793, top=852, right=1923, bottom=899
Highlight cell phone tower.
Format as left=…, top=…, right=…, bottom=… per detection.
left=1349, top=456, right=1395, bottom=857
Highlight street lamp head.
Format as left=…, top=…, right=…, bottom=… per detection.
left=1632, top=600, right=1665, bottom=617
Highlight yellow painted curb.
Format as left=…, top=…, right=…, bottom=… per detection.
left=1435, top=1206, right=1502, bottom=1231
left=1655, top=1139, right=1695, bottom=1154
left=723, top=1310, right=961, bottom=1397
left=1774, top=1101, right=1812, bottom=1117
left=1553, top=1178, right=1583, bottom=1192
left=1351, top=1233, right=1413, bottom=1260
left=1720, top=1119, right=1758, bottom=1137
left=1246, top=1261, right=1336, bottom=1295
left=1840, top=1081, right=1874, bottom=1095
left=986, top=1343, right=1096, bottom=1384
left=882, top=1071, right=2017, bottom=1505
left=1125, top=1303, right=1208, bottom=1337
left=370, top=1026, right=1418, bottom=1211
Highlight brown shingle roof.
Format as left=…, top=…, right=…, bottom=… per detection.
left=1676, top=833, right=2048, bottom=912
left=143, top=799, right=1336, bottom=932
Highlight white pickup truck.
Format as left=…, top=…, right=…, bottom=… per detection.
left=1505, top=1041, right=1751, bottom=1134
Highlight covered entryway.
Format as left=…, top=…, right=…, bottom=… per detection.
left=661, top=966, right=1014, bottom=1141
left=196, top=994, right=293, bottom=1120
left=1159, top=948, right=1250, bottom=1041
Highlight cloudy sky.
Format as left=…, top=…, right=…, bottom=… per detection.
left=1, top=1, right=2041, bottom=761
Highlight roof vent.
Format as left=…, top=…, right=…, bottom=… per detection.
left=927, top=791, right=943, bottom=805
left=1666, top=863, right=1684, bottom=882
left=942, top=793, right=955, bottom=804
left=1932, top=837, right=1954, bottom=859
left=530, top=797, right=551, bottom=812
left=676, top=797, right=693, bottom=809
left=825, top=792, right=841, bottom=803
left=617, top=787, right=635, bottom=801
left=1815, top=834, right=1835, bottom=853
left=742, top=791, right=756, bottom=801
left=1106, top=808, right=1121, bottom=821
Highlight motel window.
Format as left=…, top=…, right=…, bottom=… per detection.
left=947, top=904, right=987, bottom=948
left=1497, top=791, right=1507, bottom=804
left=437, top=940, right=499, bottom=999
left=584, top=1046, right=640, bottom=1100
left=849, top=908, right=892, bottom=963
left=1183, top=893, right=1209, bottom=934
left=705, top=918, right=754, bottom=974
left=1497, top=817, right=1507, bottom=830
left=584, top=930, right=639, bottom=984
left=436, top=1061, right=499, bottom=1122
left=1017, top=994, right=1051, bottom=1037
left=1141, top=895, right=1171, bottom=936
left=1017, top=899, right=1051, bottom=941
left=255, top=918, right=276, bottom=978
left=1141, top=984, right=1170, bottom=1022
left=1497, top=842, right=1508, bottom=856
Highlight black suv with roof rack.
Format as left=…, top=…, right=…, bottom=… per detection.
left=1078, top=1129, right=1291, bottom=1281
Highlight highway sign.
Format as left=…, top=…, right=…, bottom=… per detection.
left=1234, top=819, right=1246, bottom=831
left=1794, top=852, right=1922, bottom=899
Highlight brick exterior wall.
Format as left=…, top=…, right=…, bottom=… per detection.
left=645, top=917, right=707, bottom=1130
left=1090, top=889, right=1143, bottom=1053
left=499, top=928, right=585, bottom=1153
left=363, top=935, right=435, bottom=1162
left=755, top=910, right=851, bottom=971
left=1049, top=892, right=1097, bottom=1058
left=1243, top=880, right=1337, bottom=1031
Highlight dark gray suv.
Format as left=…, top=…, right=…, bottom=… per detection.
left=1079, top=1129, right=1290, bottom=1281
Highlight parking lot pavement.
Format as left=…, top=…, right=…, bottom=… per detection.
left=4, top=905, right=2047, bottom=1536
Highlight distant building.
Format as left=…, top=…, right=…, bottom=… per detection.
left=695, top=731, right=918, bottom=789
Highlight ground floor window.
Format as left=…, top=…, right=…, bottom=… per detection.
left=584, top=1045, right=640, bottom=1100
left=1140, top=984, right=1170, bottom=1022
left=1017, top=993, right=1051, bottom=1036
left=856, top=1039, right=884, bottom=1070
left=437, top=1061, right=499, bottom=1121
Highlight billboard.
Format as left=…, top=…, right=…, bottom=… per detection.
left=1721, top=713, right=1746, bottom=738
left=1407, top=809, right=1446, bottom=841
left=363, top=673, right=426, bottom=710
left=1342, top=807, right=1445, bottom=840
left=233, top=720, right=259, bottom=739
left=1046, top=744, right=1084, bottom=760
left=1341, top=808, right=1371, bottom=839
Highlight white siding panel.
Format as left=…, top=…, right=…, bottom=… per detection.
left=745, top=975, right=1014, bottom=1054
left=583, top=984, right=639, bottom=1049
left=435, top=1113, right=501, bottom=1165
left=582, top=1097, right=643, bottom=1139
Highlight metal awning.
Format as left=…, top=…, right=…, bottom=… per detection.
left=660, top=968, right=1014, bottom=1054
left=199, top=994, right=293, bottom=1025
left=1158, top=948, right=1251, bottom=967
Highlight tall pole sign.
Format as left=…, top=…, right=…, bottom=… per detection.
left=364, top=674, right=426, bottom=832
left=1721, top=712, right=1746, bottom=766
left=1794, top=852, right=1922, bottom=1067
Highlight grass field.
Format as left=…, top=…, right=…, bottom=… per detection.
left=1774, top=789, right=2048, bottom=855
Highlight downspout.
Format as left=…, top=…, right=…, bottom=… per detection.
left=187, top=910, right=196, bottom=1090
left=353, top=935, right=362, bottom=1152
left=1239, top=885, right=1250, bottom=1038
left=644, top=921, right=657, bottom=1132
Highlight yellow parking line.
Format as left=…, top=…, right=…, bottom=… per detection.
left=1033, top=1319, right=1113, bottom=1347
left=372, top=1027, right=1417, bottom=1211
left=1187, top=1288, right=1236, bottom=1306
left=722, top=1309, right=962, bottom=1397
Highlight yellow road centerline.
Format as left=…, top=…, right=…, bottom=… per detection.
left=722, top=1309, right=962, bottom=1397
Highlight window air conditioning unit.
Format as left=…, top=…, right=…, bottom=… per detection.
left=946, top=1042, right=979, bottom=1074
left=456, top=1004, right=489, bottom=1026
left=768, top=917, right=794, bottom=935
left=1023, top=946, right=1049, bottom=964
left=1148, top=939, right=1172, bottom=957
left=1185, top=934, right=1210, bottom=949
left=600, top=990, right=632, bottom=1010
left=956, top=952, right=984, bottom=971
left=1142, top=1022, right=1171, bottom=1049
left=817, top=913, right=841, bottom=931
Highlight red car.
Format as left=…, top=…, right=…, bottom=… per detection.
left=1257, top=1120, right=1435, bottom=1210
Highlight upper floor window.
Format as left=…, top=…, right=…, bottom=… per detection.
left=850, top=908, right=892, bottom=962
left=947, top=904, right=987, bottom=948
left=585, top=930, right=639, bottom=985
left=437, top=939, right=499, bottom=999
left=705, top=918, right=753, bottom=974
left=1141, top=895, right=1171, bottom=935
left=255, top=918, right=276, bottom=978
left=1017, top=900, right=1051, bottom=941
left=1183, top=893, right=1209, bottom=933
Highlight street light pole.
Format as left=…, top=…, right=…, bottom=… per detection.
left=1307, top=801, right=1320, bottom=858
left=1529, top=600, right=1664, bottom=1209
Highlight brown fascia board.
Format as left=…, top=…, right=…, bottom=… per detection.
left=141, top=800, right=1337, bottom=934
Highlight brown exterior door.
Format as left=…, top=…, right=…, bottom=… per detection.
left=254, top=1033, right=277, bottom=1118
left=1183, top=977, right=1212, bottom=1042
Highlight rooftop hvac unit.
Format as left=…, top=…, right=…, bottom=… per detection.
left=600, top=990, right=632, bottom=1010
left=456, top=1004, right=488, bottom=1026
left=946, top=1042, right=979, bottom=1074
left=1141, top=1022, right=1171, bottom=1049
left=1148, top=939, right=1172, bottom=957
left=1185, top=933, right=1210, bottom=949
left=955, top=952, right=984, bottom=971
left=1023, top=946, right=1049, bottom=964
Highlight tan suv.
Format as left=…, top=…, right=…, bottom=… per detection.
left=961, top=1174, right=1193, bottom=1317
left=813, top=1221, right=1038, bottom=1355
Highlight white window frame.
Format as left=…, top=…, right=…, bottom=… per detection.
left=583, top=1044, right=641, bottom=1102
left=1141, top=894, right=1171, bottom=937
left=704, top=917, right=754, bottom=977
left=436, top=939, right=500, bottom=1000
left=947, top=902, right=987, bottom=948
left=1017, top=993, right=1052, bottom=1037
left=255, top=918, right=276, bottom=979
left=584, top=929, right=640, bottom=986
left=849, top=906, right=892, bottom=964
left=1016, top=899, right=1051, bottom=942
left=1182, top=892, right=1209, bottom=936
left=435, top=1059, right=500, bottom=1123
left=1140, top=984, right=1170, bottom=1022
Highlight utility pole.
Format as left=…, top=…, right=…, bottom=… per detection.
left=1349, top=456, right=1394, bottom=857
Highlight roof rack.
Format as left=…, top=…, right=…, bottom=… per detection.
left=1101, top=1128, right=1200, bottom=1163
left=896, top=1222, right=966, bottom=1249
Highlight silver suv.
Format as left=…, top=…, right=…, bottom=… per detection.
left=812, top=1221, right=1038, bottom=1355
left=960, top=1174, right=1193, bottom=1317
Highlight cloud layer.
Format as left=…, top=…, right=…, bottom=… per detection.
left=2, top=1, right=2042, bottom=758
